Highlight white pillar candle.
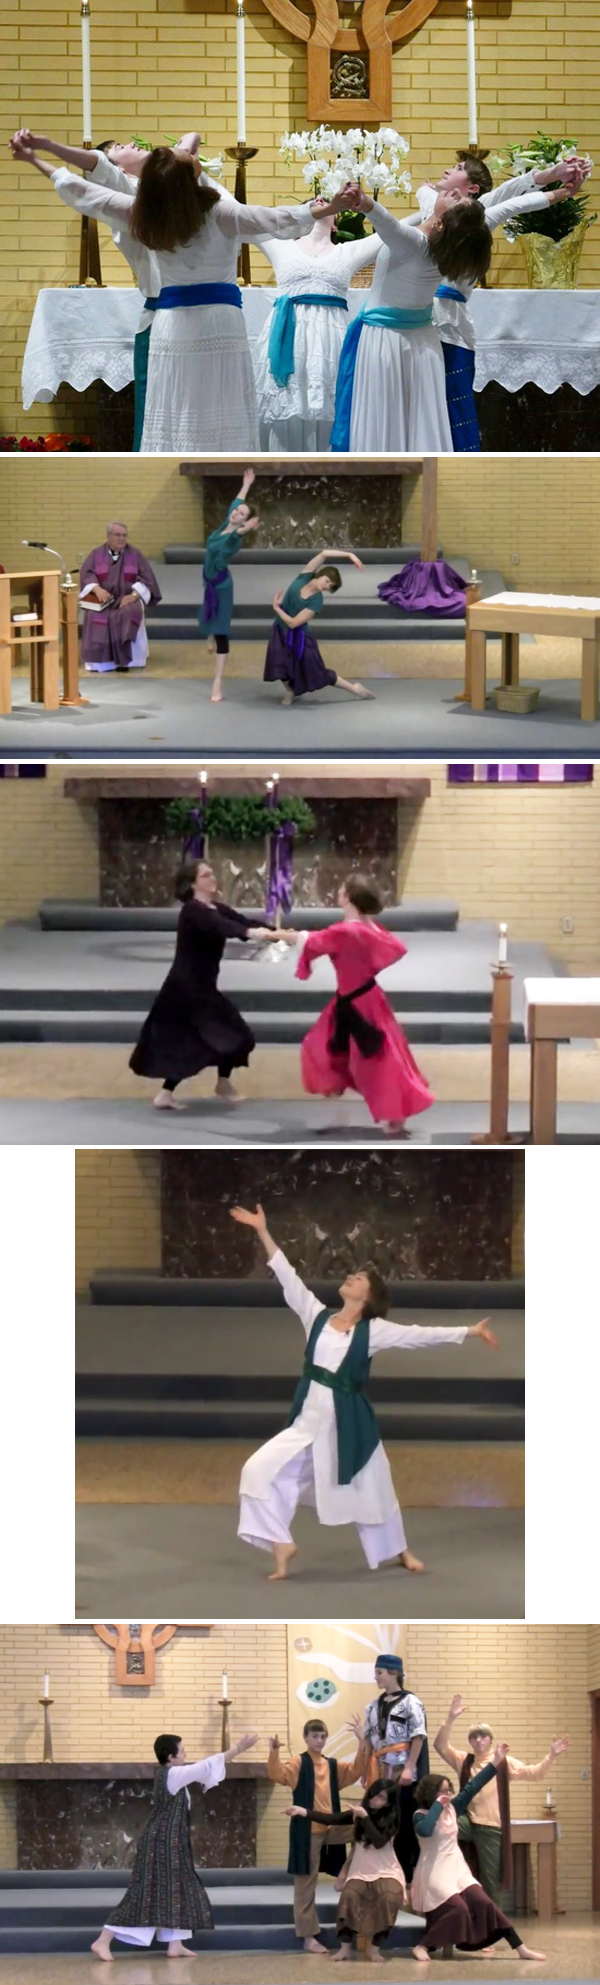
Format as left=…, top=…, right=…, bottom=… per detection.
left=236, top=1, right=246, bottom=145
left=42, top=1673, right=50, bottom=1699
left=222, top=1670, right=228, bottom=1696
left=80, top=0, right=93, bottom=144
left=498, top=922, right=508, bottom=965
left=199, top=769, right=207, bottom=787
left=466, top=0, right=478, bottom=148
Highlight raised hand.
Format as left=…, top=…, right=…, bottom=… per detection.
left=349, top=555, right=364, bottom=569
left=268, top=1733, right=281, bottom=1751
left=493, top=1742, right=509, bottom=1765
left=549, top=1735, right=570, bottom=1757
left=233, top=1731, right=258, bottom=1754
left=231, top=1203, right=267, bottom=1232
left=469, top=1317, right=499, bottom=1350
left=347, top=1710, right=364, bottom=1741
left=448, top=1694, right=466, bottom=1720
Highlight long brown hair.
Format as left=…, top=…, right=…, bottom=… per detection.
left=428, top=202, right=492, bottom=285
left=130, top=147, right=221, bottom=251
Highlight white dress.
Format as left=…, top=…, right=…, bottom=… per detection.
left=104, top=1752, right=226, bottom=1947
left=254, top=234, right=381, bottom=452
left=345, top=206, right=454, bottom=453
left=238, top=1248, right=467, bottom=1568
left=412, top=175, right=551, bottom=351
left=52, top=172, right=314, bottom=451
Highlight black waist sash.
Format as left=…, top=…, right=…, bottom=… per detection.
left=329, top=977, right=384, bottom=1059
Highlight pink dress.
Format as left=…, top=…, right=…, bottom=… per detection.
left=295, top=920, right=434, bottom=1125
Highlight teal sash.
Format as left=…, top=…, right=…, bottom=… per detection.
left=331, top=304, right=434, bottom=452
left=268, top=292, right=348, bottom=387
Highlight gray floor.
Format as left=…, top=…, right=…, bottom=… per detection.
left=3, top=1095, right=599, bottom=1143
left=75, top=1503, right=524, bottom=1619
left=0, top=674, right=596, bottom=758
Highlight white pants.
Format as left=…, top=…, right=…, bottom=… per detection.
left=238, top=1444, right=406, bottom=1568
left=104, top=1925, right=191, bottom=1945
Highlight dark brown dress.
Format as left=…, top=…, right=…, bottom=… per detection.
left=106, top=1766, right=213, bottom=1933
left=130, top=897, right=266, bottom=1084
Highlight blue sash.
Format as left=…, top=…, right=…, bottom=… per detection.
left=330, top=304, right=434, bottom=452
left=144, top=282, right=242, bottom=311
left=436, top=283, right=467, bottom=304
left=268, top=292, right=348, bottom=387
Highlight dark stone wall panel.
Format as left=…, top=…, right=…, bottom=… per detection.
left=16, top=1779, right=256, bottom=1871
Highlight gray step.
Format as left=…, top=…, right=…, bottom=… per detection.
left=38, top=899, right=460, bottom=934
left=90, top=1274, right=524, bottom=1310
left=0, top=1009, right=524, bottom=1046
left=75, top=1396, right=524, bottom=1439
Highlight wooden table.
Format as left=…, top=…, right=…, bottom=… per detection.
left=511, top=1818, right=559, bottom=1919
left=525, top=977, right=600, bottom=1142
left=182, top=457, right=439, bottom=564
left=465, top=591, right=600, bottom=720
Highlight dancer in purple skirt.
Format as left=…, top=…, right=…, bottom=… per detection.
left=411, top=1747, right=546, bottom=1964
left=263, top=550, right=374, bottom=704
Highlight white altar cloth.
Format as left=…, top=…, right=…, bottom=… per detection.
left=21, top=284, right=600, bottom=409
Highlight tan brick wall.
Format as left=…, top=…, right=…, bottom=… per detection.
left=403, top=457, right=600, bottom=596
left=588, top=1625, right=600, bottom=1690
left=395, top=761, right=600, bottom=966
left=0, top=766, right=99, bottom=924
left=75, top=1149, right=161, bottom=1290
left=0, top=1626, right=593, bottom=1897
left=2, top=0, right=599, bottom=434
left=0, top=458, right=203, bottom=573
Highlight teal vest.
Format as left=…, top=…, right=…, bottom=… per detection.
left=287, top=1307, right=381, bottom=1485
left=288, top=1752, right=343, bottom=1875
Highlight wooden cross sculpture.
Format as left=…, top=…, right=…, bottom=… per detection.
left=263, top=0, right=451, bottom=122
left=92, top=1623, right=181, bottom=1687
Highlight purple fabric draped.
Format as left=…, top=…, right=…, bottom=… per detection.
left=286, top=626, right=306, bottom=660
left=203, top=568, right=227, bottom=624
left=266, top=822, right=297, bottom=919
left=183, top=806, right=207, bottom=860
left=378, top=558, right=467, bottom=617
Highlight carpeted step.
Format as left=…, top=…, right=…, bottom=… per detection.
left=37, top=899, right=461, bottom=934
left=0, top=1875, right=423, bottom=1954
left=0, top=1009, right=525, bottom=1044
left=161, top=544, right=423, bottom=565
left=89, top=1273, right=525, bottom=1309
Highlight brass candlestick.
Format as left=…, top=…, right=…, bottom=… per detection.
left=225, top=144, right=259, bottom=284
left=79, top=141, right=103, bottom=286
left=219, top=1695, right=232, bottom=1752
left=39, top=1695, right=54, bottom=1763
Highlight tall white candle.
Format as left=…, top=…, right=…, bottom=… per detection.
left=236, top=0, right=246, bottom=145
left=498, top=922, right=508, bottom=965
left=222, top=1670, right=228, bottom=1696
left=466, top=0, right=478, bottom=147
left=42, top=1673, right=50, bottom=1699
left=81, top=0, right=93, bottom=143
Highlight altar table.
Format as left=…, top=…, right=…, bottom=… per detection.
left=525, top=978, right=600, bottom=1142
left=510, top=1818, right=559, bottom=1919
left=21, top=284, right=600, bottom=410
left=466, top=591, right=600, bottom=721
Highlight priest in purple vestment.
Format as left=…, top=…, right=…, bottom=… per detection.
left=79, top=520, right=162, bottom=672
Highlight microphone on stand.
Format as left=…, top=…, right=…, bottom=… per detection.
left=22, top=541, right=77, bottom=588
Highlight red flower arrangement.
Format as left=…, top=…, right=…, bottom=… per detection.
left=0, top=434, right=94, bottom=451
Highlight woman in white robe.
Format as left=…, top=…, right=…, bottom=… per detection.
left=16, top=140, right=347, bottom=452
left=254, top=203, right=381, bottom=452
left=330, top=188, right=493, bottom=455
left=230, top=1203, right=499, bottom=1581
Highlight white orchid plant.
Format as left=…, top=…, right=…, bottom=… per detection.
left=280, top=124, right=410, bottom=201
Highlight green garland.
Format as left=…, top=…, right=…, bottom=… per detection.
left=164, top=794, right=316, bottom=842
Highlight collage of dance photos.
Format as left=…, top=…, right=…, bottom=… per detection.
left=2, top=0, right=600, bottom=1976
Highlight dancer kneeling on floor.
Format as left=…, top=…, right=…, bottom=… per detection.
left=287, top=1777, right=407, bottom=1964
left=129, top=858, right=294, bottom=1111
left=263, top=548, right=374, bottom=703
left=91, top=1727, right=257, bottom=1960
left=293, top=873, right=434, bottom=1135
left=410, top=1747, right=546, bottom=1964
left=230, top=1201, right=499, bottom=1582
left=198, top=465, right=259, bottom=703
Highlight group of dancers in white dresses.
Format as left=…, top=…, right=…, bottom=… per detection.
left=11, top=124, right=590, bottom=452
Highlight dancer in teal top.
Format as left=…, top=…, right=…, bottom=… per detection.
left=264, top=549, right=374, bottom=705
left=198, top=466, right=259, bottom=703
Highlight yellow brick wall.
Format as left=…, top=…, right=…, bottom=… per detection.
left=404, top=456, right=600, bottom=595
left=1, top=0, right=599, bottom=433
left=0, top=457, right=203, bottom=573
left=587, top=1625, right=600, bottom=1690
left=0, top=766, right=99, bottom=923
left=75, top=1149, right=161, bottom=1290
left=395, top=761, right=600, bottom=965
left=0, top=1625, right=593, bottom=1898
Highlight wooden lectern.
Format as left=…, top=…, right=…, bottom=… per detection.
left=0, top=570, right=83, bottom=714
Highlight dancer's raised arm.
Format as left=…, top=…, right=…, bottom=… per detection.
left=367, top=1314, right=499, bottom=1354
left=11, top=127, right=104, bottom=172
left=166, top=1732, right=257, bottom=1794
left=303, top=549, right=364, bottom=572
left=230, top=1206, right=323, bottom=1334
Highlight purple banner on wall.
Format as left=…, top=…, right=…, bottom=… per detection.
left=448, top=764, right=594, bottom=784
left=0, top=765, right=46, bottom=778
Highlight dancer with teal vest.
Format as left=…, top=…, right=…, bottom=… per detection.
left=198, top=466, right=259, bottom=703
left=230, top=1203, right=499, bottom=1582
left=267, top=1713, right=366, bottom=1953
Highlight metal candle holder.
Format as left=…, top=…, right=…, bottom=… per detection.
left=219, top=1694, right=232, bottom=1752
left=225, top=143, right=259, bottom=284
left=39, top=1695, right=54, bottom=1763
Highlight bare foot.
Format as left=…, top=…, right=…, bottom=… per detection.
left=214, top=1077, right=242, bottom=1104
left=268, top=1542, right=298, bottom=1581
left=91, top=1939, right=114, bottom=1962
left=331, top=1948, right=351, bottom=1961
left=304, top=1937, right=328, bottom=1953
left=412, top=1945, right=430, bottom=1962
left=153, top=1089, right=186, bottom=1111
left=398, top=1549, right=425, bottom=1573
left=382, top=1120, right=409, bottom=1138
left=282, top=687, right=295, bottom=706
left=167, top=1941, right=198, bottom=1958
left=207, top=636, right=216, bottom=654
left=350, top=682, right=375, bottom=699
left=367, top=1947, right=385, bottom=1962
left=210, top=686, right=223, bottom=703
left=517, top=1946, right=546, bottom=1962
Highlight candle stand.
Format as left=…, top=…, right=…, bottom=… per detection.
left=39, top=1695, right=54, bottom=1764
left=225, top=143, right=259, bottom=283
left=472, top=962, right=525, bottom=1146
left=220, top=1694, right=232, bottom=1752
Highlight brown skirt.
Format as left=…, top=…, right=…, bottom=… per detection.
left=423, top=1885, right=517, bottom=1952
left=337, top=1877, right=403, bottom=1938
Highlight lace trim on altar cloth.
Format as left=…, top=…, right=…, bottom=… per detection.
left=22, top=345, right=135, bottom=407
left=474, top=344, right=600, bottom=397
